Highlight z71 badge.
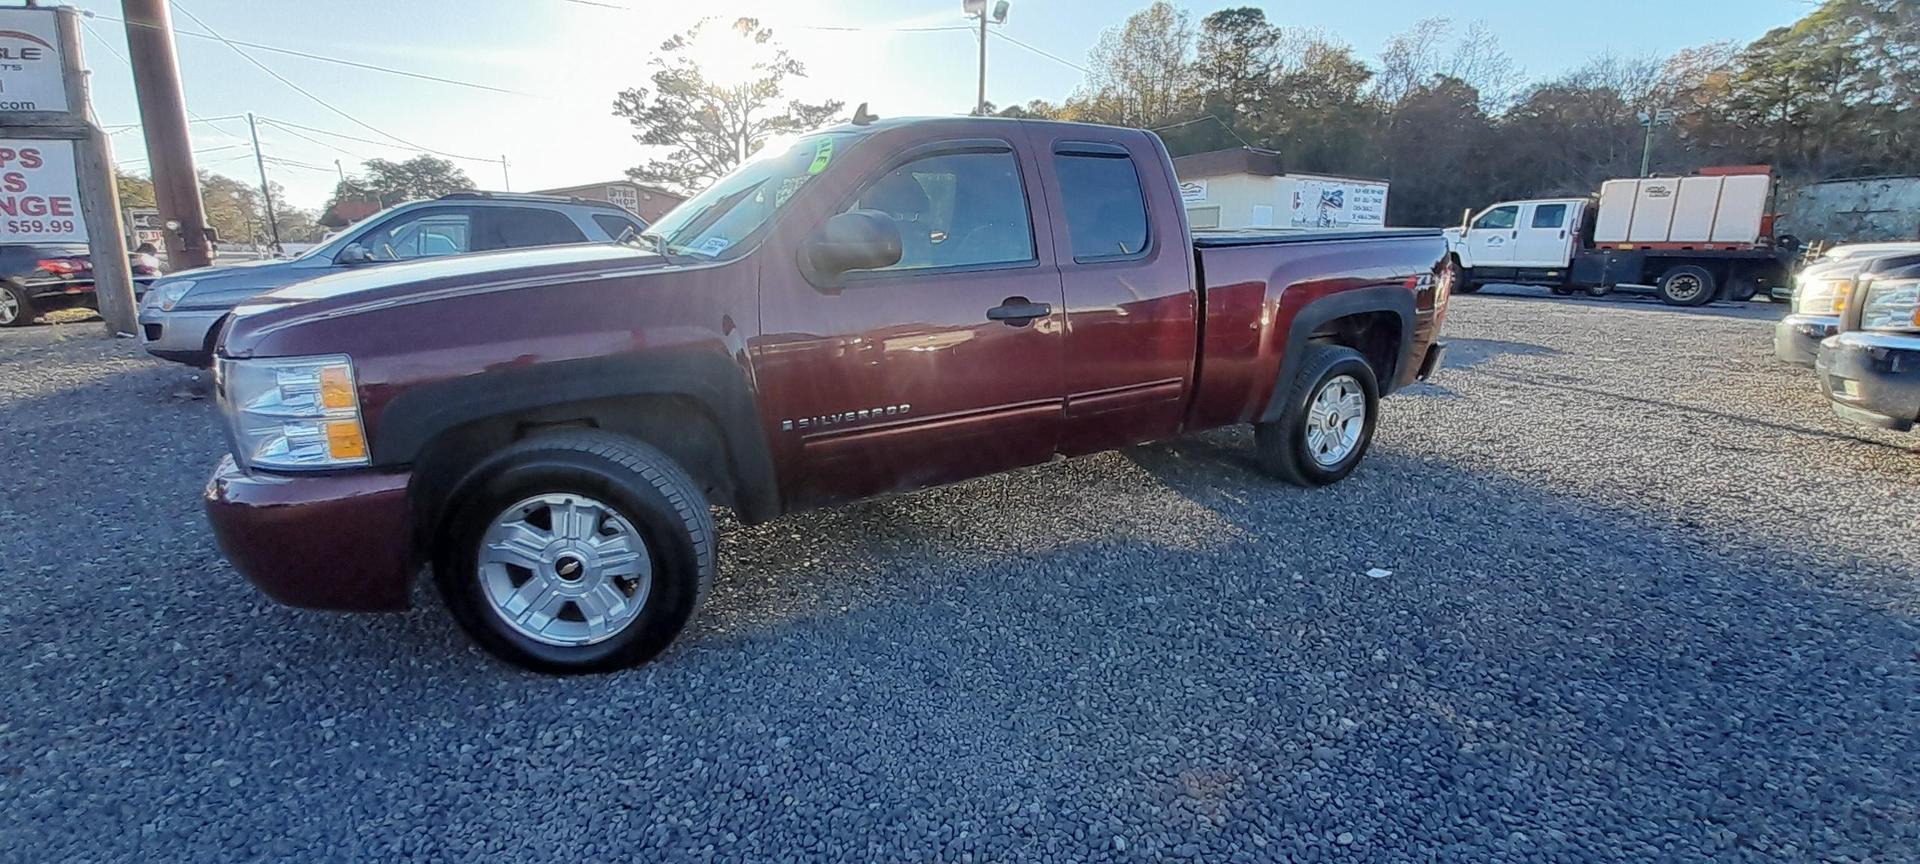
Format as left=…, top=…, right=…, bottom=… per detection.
left=782, top=403, right=911, bottom=432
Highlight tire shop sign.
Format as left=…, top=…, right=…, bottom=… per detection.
left=0, top=140, right=85, bottom=243
left=0, top=9, right=68, bottom=112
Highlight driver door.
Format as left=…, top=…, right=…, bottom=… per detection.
left=754, top=138, right=1067, bottom=509
left=1465, top=204, right=1518, bottom=267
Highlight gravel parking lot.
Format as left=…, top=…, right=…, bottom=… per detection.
left=4, top=290, right=1917, bottom=862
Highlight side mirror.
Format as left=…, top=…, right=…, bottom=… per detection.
left=800, top=209, right=902, bottom=288
left=336, top=243, right=375, bottom=266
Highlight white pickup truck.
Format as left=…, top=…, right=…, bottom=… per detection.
left=1443, top=169, right=1797, bottom=306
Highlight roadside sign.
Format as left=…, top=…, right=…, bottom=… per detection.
left=1179, top=179, right=1208, bottom=203
left=0, top=8, right=68, bottom=112
left=0, top=139, right=86, bottom=243
left=127, top=207, right=162, bottom=231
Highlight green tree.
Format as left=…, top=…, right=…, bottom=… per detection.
left=612, top=17, right=842, bottom=194
left=114, top=167, right=156, bottom=212
left=1071, top=2, right=1196, bottom=128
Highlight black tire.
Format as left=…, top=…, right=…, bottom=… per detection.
left=1454, top=282, right=1483, bottom=294
left=432, top=430, right=715, bottom=674
left=1585, top=284, right=1611, bottom=298
left=1656, top=264, right=1716, bottom=307
left=1726, top=277, right=1759, bottom=302
left=1254, top=343, right=1380, bottom=487
left=0, top=281, right=36, bottom=327
left=1550, top=285, right=1576, bottom=296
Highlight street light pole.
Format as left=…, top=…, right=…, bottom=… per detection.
left=1639, top=107, right=1674, bottom=178
left=246, top=112, right=281, bottom=252
left=964, top=1, right=1009, bottom=116
left=976, top=12, right=987, bottom=116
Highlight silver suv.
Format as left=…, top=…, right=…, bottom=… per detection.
left=139, top=192, right=647, bottom=366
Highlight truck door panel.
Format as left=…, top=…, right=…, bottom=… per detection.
left=1513, top=202, right=1573, bottom=268
left=1465, top=204, right=1519, bottom=266
left=1027, top=130, right=1197, bottom=456
left=753, top=139, right=1067, bottom=508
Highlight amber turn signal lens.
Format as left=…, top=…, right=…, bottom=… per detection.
left=326, top=420, right=367, bottom=460
left=319, top=366, right=356, bottom=410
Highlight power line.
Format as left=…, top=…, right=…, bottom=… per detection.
left=256, top=118, right=368, bottom=160
left=1149, top=114, right=1253, bottom=149
left=81, top=10, right=528, bottom=96
left=261, top=155, right=337, bottom=173
left=169, top=1, right=502, bottom=165
left=989, top=30, right=1087, bottom=74
left=253, top=115, right=496, bottom=164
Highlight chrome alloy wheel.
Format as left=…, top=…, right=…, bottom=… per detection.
left=0, top=289, right=18, bottom=324
left=478, top=493, right=652, bottom=647
left=1305, top=374, right=1366, bottom=467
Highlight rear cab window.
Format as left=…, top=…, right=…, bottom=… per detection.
left=475, top=207, right=587, bottom=251
left=1531, top=204, right=1568, bottom=229
left=1052, top=144, right=1150, bottom=262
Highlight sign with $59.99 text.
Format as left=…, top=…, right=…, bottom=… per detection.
left=0, top=139, right=86, bottom=243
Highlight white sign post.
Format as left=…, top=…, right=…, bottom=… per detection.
left=0, top=7, right=133, bottom=334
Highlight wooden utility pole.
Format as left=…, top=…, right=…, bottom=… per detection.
left=246, top=112, right=280, bottom=251
left=0, top=6, right=136, bottom=334
left=121, top=0, right=213, bottom=270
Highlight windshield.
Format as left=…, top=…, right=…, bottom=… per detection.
left=640, top=131, right=859, bottom=262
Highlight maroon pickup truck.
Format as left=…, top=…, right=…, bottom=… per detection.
left=205, top=116, right=1450, bottom=672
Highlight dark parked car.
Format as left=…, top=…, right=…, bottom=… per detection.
left=139, top=192, right=648, bottom=366
left=1817, top=252, right=1920, bottom=431
left=0, top=243, right=162, bottom=326
left=203, top=116, right=1451, bottom=672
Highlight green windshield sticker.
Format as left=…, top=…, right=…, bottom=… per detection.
left=807, top=140, right=834, bottom=174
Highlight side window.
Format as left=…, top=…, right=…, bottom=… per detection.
left=592, top=213, right=644, bottom=239
left=1474, top=205, right=1518, bottom=230
left=475, top=207, right=588, bottom=251
left=845, top=149, right=1033, bottom=272
left=357, top=211, right=472, bottom=262
left=1531, top=204, right=1567, bottom=229
left=1053, top=152, right=1149, bottom=261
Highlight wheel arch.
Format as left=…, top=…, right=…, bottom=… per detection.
left=1260, top=286, right=1415, bottom=424
left=372, top=352, right=782, bottom=547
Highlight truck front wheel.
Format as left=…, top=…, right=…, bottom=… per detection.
left=1255, top=343, right=1380, bottom=487
left=432, top=431, right=716, bottom=674
left=1656, top=265, right=1717, bottom=307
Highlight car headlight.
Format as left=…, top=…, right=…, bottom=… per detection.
left=1793, top=276, right=1851, bottom=315
left=1858, top=278, right=1920, bottom=333
left=144, top=280, right=195, bottom=312
left=215, top=354, right=369, bottom=471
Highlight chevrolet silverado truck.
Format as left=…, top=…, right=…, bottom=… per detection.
left=204, top=116, right=1450, bottom=673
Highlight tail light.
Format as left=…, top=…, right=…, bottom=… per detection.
left=36, top=258, right=88, bottom=276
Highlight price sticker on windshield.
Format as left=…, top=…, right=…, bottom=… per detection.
left=807, top=139, right=834, bottom=175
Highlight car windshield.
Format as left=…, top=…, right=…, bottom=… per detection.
left=639, top=131, right=859, bottom=262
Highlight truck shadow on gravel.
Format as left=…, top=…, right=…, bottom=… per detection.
left=1466, top=286, right=1788, bottom=323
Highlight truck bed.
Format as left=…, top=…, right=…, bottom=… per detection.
left=1191, top=227, right=1443, bottom=249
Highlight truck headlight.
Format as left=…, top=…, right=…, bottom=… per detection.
left=1793, top=277, right=1851, bottom=315
left=144, top=280, right=195, bottom=312
left=215, top=354, right=369, bottom=470
left=1858, top=278, right=1920, bottom=333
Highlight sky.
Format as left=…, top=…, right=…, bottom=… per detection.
left=68, top=0, right=1813, bottom=212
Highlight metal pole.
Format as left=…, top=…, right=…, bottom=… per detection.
left=121, top=0, right=212, bottom=269
left=1640, top=118, right=1655, bottom=177
left=56, top=9, right=136, bottom=334
left=975, top=13, right=987, bottom=116
left=333, top=158, right=344, bottom=181
left=246, top=112, right=280, bottom=251
left=500, top=155, right=510, bottom=191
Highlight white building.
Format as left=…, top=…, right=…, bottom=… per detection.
left=1172, top=147, right=1390, bottom=231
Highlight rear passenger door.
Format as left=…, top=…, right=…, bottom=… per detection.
left=1513, top=202, right=1574, bottom=268
left=472, top=206, right=588, bottom=252
left=1027, top=130, right=1198, bottom=456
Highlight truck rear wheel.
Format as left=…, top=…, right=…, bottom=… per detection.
left=1656, top=265, right=1716, bottom=307
left=432, top=431, right=715, bottom=674
left=1255, top=343, right=1379, bottom=487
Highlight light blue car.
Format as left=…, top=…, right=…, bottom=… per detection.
left=139, top=192, right=646, bottom=366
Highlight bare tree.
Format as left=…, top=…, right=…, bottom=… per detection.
left=1073, top=2, right=1197, bottom=127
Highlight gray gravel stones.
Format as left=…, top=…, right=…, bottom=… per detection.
left=2, top=290, right=1917, bottom=862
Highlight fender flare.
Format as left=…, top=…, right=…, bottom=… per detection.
left=1260, top=285, right=1416, bottom=424
left=371, top=351, right=781, bottom=523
